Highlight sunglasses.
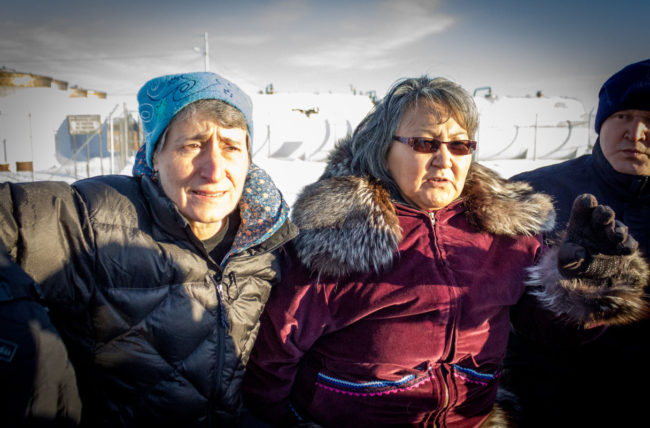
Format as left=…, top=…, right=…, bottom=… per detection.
left=393, top=136, right=477, bottom=156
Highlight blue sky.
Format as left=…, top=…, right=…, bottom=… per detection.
left=1, top=0, right=649, bottom=110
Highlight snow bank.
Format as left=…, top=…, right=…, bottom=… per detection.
left=1, top=88, right=592, bottom=207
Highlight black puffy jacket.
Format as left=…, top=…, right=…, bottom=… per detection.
left=0, top=166, right=297, bottom=427
left=0, top=245, right=81, bottom=427
left=502, top=141, right=650, bottom=427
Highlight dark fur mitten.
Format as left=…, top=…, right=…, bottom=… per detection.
left=559, top=193, right=639, bottom=273
left=528, top=194, right=650, bottom=327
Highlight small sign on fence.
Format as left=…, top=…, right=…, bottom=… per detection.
left=67, top=114, right=102, bottom=135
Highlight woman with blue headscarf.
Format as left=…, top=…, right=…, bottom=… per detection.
left=0, top=72, right=297, bottom=426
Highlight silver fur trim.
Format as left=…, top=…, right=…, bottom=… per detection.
left=291, top=137, right=556, bottom=278
left=292, top=176, right=401, bottom=277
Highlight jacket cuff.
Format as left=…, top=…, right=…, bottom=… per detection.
left=526, top=246, right=650, bottom=327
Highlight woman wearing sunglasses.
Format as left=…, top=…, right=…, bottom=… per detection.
left=243, top=76, right=648, bottom=427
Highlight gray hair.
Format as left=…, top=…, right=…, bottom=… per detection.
left=349, top=76, right=478, bottom=192
left=154, top=99, right=250, bottom=158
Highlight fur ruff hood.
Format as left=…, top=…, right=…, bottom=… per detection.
left=291, top=137, right=556, bottom=278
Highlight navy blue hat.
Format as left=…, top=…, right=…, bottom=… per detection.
left=138, top=72, right=254, bottom=167
left=595, top=59, right=650, bottom=133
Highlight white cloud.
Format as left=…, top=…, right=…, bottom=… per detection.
left=0, top=0, right=458, bottom=94
left=210, top=34, right=273, bottom=46
left=254, top=0, right=311, bottom=26
left=284, top=0, right=455, bottom=70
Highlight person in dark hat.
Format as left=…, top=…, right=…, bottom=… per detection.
left=0, top=71, right=297, bottom=426
left=501, top=59, right=650, bottom=427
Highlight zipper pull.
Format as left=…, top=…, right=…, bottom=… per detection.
left=216, top=282, right=229, bottom=329
left=428, top=211, right=436, bottom=226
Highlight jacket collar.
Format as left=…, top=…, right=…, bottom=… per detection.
left=141, top=174, right=190, bottom=242
left=291, top=136, right=555, bottom=278
left=141, top=164, right=292, bottom=265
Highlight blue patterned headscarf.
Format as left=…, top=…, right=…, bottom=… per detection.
left=138, top=72, right=254, bottom=167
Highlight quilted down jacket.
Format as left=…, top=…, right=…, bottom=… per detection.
left=0, top=165, right=297, bottom=427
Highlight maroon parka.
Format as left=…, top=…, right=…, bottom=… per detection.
left=243, top=137, right=560, bottom=427
left=245, top=196, right=543, bottom=427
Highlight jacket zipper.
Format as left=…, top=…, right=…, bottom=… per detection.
left=426, top=209, right=457, bottom=427
left=427, top=211, right=448, bottom=269
left=438, top=365, right=453, bottom=428
left=206, top=274, right=227, bottom=423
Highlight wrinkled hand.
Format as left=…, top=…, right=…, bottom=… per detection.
left=558, top=193, right=638, bottom=277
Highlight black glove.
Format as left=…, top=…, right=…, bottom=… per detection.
left=557, top=193, right=638, bottom=277
left=0, top=251, right=82, bottom=427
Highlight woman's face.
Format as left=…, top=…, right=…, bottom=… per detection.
left=153, top=110, right=250, bottom=240
left=387, top=104, right=472, bottom=211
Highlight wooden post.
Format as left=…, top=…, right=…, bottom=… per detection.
left=73, top=135, right=78, bottom=179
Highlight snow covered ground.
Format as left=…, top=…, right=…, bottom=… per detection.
left=0, top=86, right=591, bottom=208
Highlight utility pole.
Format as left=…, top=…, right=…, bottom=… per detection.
left=193, top=32, right=209, bottom=72
left=28, top=112, right=34, bottom=182
left=203, top=32, right=209, bottom=72
left=108, top=104, right=119, bottom=174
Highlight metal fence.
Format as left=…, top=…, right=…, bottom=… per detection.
left=48, top=103, right=143, bottom=181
